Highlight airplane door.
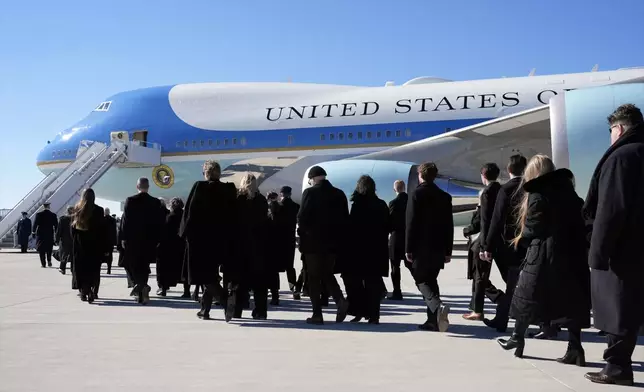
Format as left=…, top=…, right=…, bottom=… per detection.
left=132, top=130, right=148, bottom=145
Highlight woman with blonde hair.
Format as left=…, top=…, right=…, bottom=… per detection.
left=71, top=188, right=106, bottom=304
left=497, top=154, right=590, bottom=366
left=230, top=173, right=269, bottom=319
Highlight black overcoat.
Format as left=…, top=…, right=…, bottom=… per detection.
left=484, top=177, right=524, bottom=264
left=405, top=181, right=454, bottom=277
left=33, top=209, right=58, bottom=251
left=464, top=205, right=481, bottom=280
left=510, top=169, right=591, bottom=328
left=157, top=208, right=185, bottom=288
left=235, top=193, right=269, bottom=278
left=55, top=215, right=73, bottom=265
left=121, top=192, right=165, bottom=281
left=276, top=198, right=299, bottom=271
left=179, top=180, right=237, bottom=285
left=583, top=125, right=644, bottom=336
left=17, top=218, right=31, bottom=245
left=388, top=192, right=408, bottom=261
left=72, top=206, right=106, bottom=291
left=347, top=193, right=390, bottom=277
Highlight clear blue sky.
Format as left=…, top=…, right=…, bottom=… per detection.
left=1, top=0, right=643, bottom=213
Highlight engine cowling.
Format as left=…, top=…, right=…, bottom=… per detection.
left=302, top=160, right=479, bottom=225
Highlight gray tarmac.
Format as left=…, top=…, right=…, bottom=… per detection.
left=0, top=244, right=642, bottom=391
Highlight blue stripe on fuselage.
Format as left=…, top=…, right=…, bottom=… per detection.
left=37, top=85, right=493, bottom=164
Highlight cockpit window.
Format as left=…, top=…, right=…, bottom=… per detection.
left=94, top=101, right=112, bottom=112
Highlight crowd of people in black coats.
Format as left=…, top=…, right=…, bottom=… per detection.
left=15, top=104, right=643, bottom=387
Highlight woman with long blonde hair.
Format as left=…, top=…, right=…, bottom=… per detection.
left=71, top=188, right=106, bottom=304
left=497, top=155, right=590, bottom=367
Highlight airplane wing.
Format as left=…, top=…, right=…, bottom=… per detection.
left=352, top=105, right=551, bottom=184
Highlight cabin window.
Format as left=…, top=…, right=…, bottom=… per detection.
left=176, top=141, right=181, bottom=147
left=446, top=127, right=452, bottom=132
left=348, top=132, right=353, bottom=140
left=366, top=131, right=372, bottom=139
left=386, top=130, right=392, bottom=138
left=357, top=132, right=363, bottom=139
left=405, top=129, right=412, bottom=137
left=320, top=134, right=325, bottom=141
left=329, top=133, right=335, bottom=141
left=192, top=140, right=197, bottom=147
left=224, top=139, right=229, bottom=146
left=376, top=131, right=381, bottom=138
left=200, top=140, right=205, bottom=147
left=208, top=139, right=213, bottom=146
left=338, top=132, right=344, bottom=141
left=395, top=130, right=401, bottom=137
left=183, top=140, right=188, bottom=147
left=241, top=137, right=247, bottom=146
left=232, top=138, right=237, bottom=145
left=216, top=139, right=221, bottom=146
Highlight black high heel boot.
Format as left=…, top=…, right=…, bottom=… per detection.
left=556, top=343, right=586, bottom=367
left=497, top=334, right=525, bottom=358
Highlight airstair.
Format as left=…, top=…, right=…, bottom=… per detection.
left=0, top=134, right=161, bottom=246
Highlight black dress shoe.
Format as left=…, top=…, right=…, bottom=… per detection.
left=497, top=336, right=525, bottom=358
left=350, top=316, right=363, bottom=323
left=368, top=318, right=380, bottom=325
left=556, top=347, right=586, bottom=367
left=336, top=301, right=349, bottom=323
left=306, top=316, right=324, bottom=325
left=418, top=321, right=438, bottom=331
left=584, top=372, right=634, bottom=386
left=483, top=318, right=507, bottom=333
left=197, top=311, right=211, bottom=320
left=387, top=292, right=403, bottom=300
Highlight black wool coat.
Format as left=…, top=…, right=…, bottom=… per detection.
left=72, top=206, right=107, bottom=290
left=179, top=180, right=237, bottom=285
left=510, top=169, right=591, bottom=328
left=388, top=192, right=408, bottom=261
left=33, top=210, right=58, bottom=250
left=583, top=125, right=644, bottom=335
left=157, top=208, right=185, bottom=288
left=347, top=193, right=391, bottom=278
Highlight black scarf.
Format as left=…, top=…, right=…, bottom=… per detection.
left=582, top=123, right=644, bottom=224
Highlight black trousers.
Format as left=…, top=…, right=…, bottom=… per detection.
left=39, top=244, right=53, bottom=266
left=20, top=241, right=28, bottom=253
left=390, top=258, right=413, bottom=294
left=413, top=264, right=442, bottom=319
left=305, top=253, right=345, bottom=317
left=201, top=281, right=227, bottom=317
left=472, top=255, right=505, bottom=314
left=228, top=274, right=267, bottom=318
left=603, top=331, right=638, bottom=378
left=494, top=266, right=521, bottom=327
left=270, top=268, right=298, bottom=296
left=102, top=252, right=113, bottom=274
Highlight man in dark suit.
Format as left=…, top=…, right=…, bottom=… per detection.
left=103, top=208, right=117, bottom=275
left=55, top=206, right=74, bottom=275
left=481, top=154, right=527, bottom=333
left=32, top=202, right=58, bottom=268
left=277, top=186, right=300, bottom=298
left=297, top=166, right=350, bottom=325
left=121, top=177, right=165, bottom=304
left=583, top=104, right=644, bottom=387
left=406, top=162, right=454, bottom=332
left=387, top=180, right=410, bottom=300
left=463, top=163, right=502, bottom=320
left=16, top=212, right=31, bottom=253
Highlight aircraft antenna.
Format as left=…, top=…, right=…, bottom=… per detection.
left=591, top=64, right=599, bottom=72
left=528, top=68, right=536, bottom=76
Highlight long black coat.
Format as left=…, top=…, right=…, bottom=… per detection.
left=235, top=193, right=269, bottom=278
left=33, top=209, right=58, bottom=250
left=388, top=192, right=408, bottom=261
left=72, top=206, right=106, bottom=291
left=479, top=182, right=501, bottom=252
left=347, top=193, right=390, bottom=277
left=121, top=192, right=165, bottom=281
left=297, top=180, right=349, bottom=256
left=17, top=217, right=31, bottom=246
left=510, top=169, right=590, bottom=328
left=276, top=197, right=299, bottom=271
left=405, top=181, right=454, bottom=275
left=55, top=215, right=73, bottom=265
left=180, top=180, right=237, bottom=285
left=583, top=125, right=644, bottom=335
left=485, top=177, right=525, bottom=266
left=157, top=208, right=185, bottom=288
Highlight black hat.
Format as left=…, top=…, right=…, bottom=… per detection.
left=280, top=186, right=292, bottom=194
left=21, top=211, right=27, bottom=215
left=43, top=202, right=51, bottom=206
left=307, top=166, right=327, bottom=179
